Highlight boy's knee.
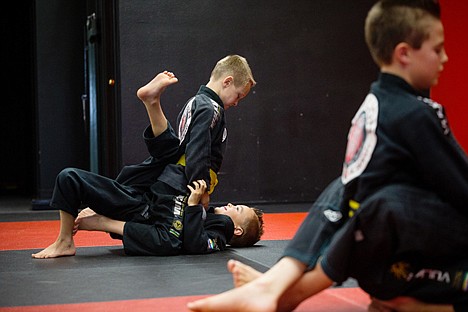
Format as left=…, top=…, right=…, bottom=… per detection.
left=57, top=168, right=83, bottom=185
left=58, top=167, right=78, bottom=178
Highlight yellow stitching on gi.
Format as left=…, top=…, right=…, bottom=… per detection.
left=348, top=199, right=360, bottom=218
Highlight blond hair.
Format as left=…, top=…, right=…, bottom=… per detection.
left=365, top=0, right=441, bottom=66
left=211, top=55, right=256, bottom=88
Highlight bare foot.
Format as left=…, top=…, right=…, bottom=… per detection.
left=78, top=207, right=96, bottom=218
left=228, top=259, right=262, bottom=288
left=31, top=238, right=76, bottom=259
left=73, top=208, right=97, bottom=235
left=136, top=71, right=178, bottom=105
left=76, top=213, right=105, bottom=232
left=187, top=280, right=278, bottom=312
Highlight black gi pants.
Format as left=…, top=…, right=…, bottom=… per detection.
left=319, top=183, right=468, bottom=307
left=50, top=167, right=146, bottom=220
left=50, top=124, right=180, bottom=221
left=281, top=178, right=468, bottom=308
left=281, top=177, right=345, bottom=270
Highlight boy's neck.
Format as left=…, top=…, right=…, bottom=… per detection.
left=380, top=65, right=413, bottom=88
left=206, top=79, right=221, bottom=96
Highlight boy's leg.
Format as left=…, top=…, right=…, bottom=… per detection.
left=115, top=71, right=180, bottom=190
left=51, top=168, right=144, bottom=220
left=282, top=177, right=345, bottom=269
left=115, top=122, right=180, bottom=190
left=228, top=259, right=263, bottom=288
left=323, top=184, right=468, bottom=304
left=226, top=259, right=334, bottom=312
left=32, top=210, right=76, bottom=258
left=33, top=168, right=146, bottom=259
left=187, top=257, right=332, bottom=312
left=137, top=71, right=178, bottom=137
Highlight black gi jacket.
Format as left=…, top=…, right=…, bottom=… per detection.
left=158, top=85, right=227, bottom=194
left=341, top=73, right=468, bottom=216
left=321, top=73, right=468, bottom=308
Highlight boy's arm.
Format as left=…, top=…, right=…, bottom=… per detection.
left=183, top=180, right=226, bottom=254
left=182, top=205, right=222, bottom=254
left=401, top=106, right=468, bottom=213
left=182, top=100, right=218, bottom=192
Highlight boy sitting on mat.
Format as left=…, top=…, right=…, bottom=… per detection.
left=32, top=55, right=264, bottom=258
left=187, top=1, right=468, bottom=311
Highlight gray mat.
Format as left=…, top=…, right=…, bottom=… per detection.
left=0, top=239, right=356, bottom=307
left=0, top=242, right=279, bottom=307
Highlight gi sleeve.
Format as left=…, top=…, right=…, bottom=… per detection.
left=183, top=205, right=231, bottom=254
left=184, top=101, right=215, bottom=191
left=398, top=106, right=468, bottom=214
left=122, top=221, right=180, bottom=256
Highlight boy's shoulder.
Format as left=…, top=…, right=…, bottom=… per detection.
left=368, top=74, right=443, bottom=127
left=192, top=93, right=224, bottom=121
left=372, top=74, right=427, bottom=110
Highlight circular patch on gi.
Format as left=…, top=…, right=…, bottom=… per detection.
left=173, top=220, right=183, bottom=231
left=341, top=93, right=378, bottom=184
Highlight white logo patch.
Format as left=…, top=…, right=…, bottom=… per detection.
left=323, top=209, right=342, bottom=222
left=341, top=94, right=378, bottom=184
left=210, top=100, right=221, bottom=129
left=178, top=98, right=195, bottom=144
left=222, top=128, right=227, bottom=142
left=178, top=98, right=224, bottom=144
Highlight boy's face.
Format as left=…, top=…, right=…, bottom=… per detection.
left=214, top=203, right=255, bottom=229
left=408, top=19, right=448, bottom=91
left=220, top=78, right=252, bottom=110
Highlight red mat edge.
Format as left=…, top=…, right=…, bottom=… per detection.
left=0, top=288, right=370, bottom=312
left=0, top=212, right=307, bottom=251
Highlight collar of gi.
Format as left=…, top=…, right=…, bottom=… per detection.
left=198, top=85, right=224, bottom=109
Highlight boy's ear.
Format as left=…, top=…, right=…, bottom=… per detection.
left=223, top=76, right=234, bottom=87
left=394, top=42, right=411, bottom=66
left=234, top=226, right=244, bottom=236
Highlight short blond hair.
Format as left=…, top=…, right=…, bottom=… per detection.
left=365, top=0, right=441, bottom=66
left=211, top=55, right=256, bottom=88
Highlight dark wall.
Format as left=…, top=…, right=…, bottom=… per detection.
left=1, top=0, right=35, bottom=196
left=118, top=1, right=378, bottom=203
left=34, top=0, right=88, bottom=199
